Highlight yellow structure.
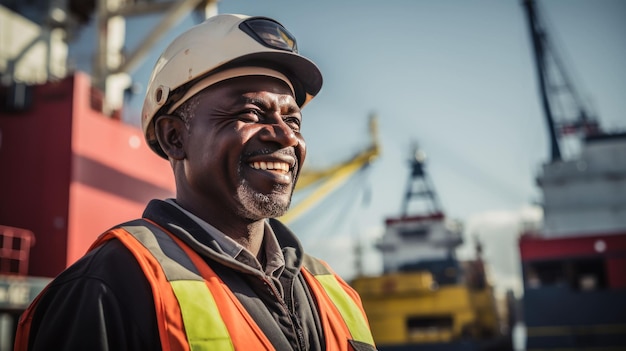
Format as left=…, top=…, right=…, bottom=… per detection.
left=281, top=115, right=380, bottom=224
left=353, top=265, right=502, bottom=347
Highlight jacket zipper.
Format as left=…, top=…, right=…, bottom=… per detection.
left=261, top=277, right=307, bottom=351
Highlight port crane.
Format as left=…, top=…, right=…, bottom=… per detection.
left=522, top=0, right=601, bottom=162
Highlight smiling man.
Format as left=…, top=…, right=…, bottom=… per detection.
left=15, top=14, right=376, bottom=351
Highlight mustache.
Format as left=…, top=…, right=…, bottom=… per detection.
left=244, top=147, right=297, bottom=159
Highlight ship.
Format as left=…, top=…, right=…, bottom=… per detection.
left=0, top=2, right=199, bottom=347
left=351, top=145, right=514, bottom=351
left=519, top=0, right=626, bottom=349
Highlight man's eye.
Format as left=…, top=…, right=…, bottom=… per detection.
left=240, top=109, right=261, bottom=122
left=284, top=117, right=301, bottom=130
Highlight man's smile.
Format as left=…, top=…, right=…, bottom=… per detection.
left=246, top=158, right=295, bottom=186
left=245, top=149, right=298, bottom=185
left=249, top=161, right=290, bottom=174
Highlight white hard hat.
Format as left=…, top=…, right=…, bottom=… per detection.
left=141, top=14, right=323, bottom=158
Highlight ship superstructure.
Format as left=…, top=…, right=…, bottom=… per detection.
left=520, top=132, right=626, bottom=350
left=352, top=146, right=512, bottom=350
left=376, top=146, right=463, bottom=282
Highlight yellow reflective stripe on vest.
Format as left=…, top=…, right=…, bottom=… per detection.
left=170, top=279, right=234, bottom=351
left=314, top=275, right=375, bottom=345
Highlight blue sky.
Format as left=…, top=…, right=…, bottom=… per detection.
left=71, top=0, right=626, bottom=293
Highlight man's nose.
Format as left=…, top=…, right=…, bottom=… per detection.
left=260, top=119, right=300, bottom=147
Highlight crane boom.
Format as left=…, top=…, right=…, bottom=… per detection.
left=523, top=0, right=561, bottom=161
left=522, top=0, right=600, bottom=162
left=280, top=115, right=380, bottom=224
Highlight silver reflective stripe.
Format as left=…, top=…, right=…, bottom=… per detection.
left=123, top=222, right=201, bottom=281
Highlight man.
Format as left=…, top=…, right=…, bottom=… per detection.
left=14, top=14, right=377, bottom=351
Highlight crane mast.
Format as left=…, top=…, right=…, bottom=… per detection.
left=401, top=144, right=441, bottom=217
left=522, top=0, right=600, bottom=162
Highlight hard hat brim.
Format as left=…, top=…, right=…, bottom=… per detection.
left=224, top=51, right=323, bottom=108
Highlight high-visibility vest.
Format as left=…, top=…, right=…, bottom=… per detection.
left=15, top=219, right=375, bottom=351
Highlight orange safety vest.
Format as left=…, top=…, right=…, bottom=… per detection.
left=15, top=219, right=375, bottom=351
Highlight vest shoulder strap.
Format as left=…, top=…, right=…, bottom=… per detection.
left=301, top=254, right=376, bottom=347
left=97, top=219, right=268, bottom=351
left=302, top=253, right=333, bottom=275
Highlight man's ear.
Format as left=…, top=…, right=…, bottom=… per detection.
left=154, top=115, right=187, bottom=160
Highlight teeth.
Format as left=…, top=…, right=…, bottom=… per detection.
left=250, top=161, right=290, bottom=173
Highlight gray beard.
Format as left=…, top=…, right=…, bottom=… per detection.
left=236, top=179, right=292, bottom=220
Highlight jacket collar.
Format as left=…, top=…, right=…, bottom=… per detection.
left=143, top=199, right=304, bottom=276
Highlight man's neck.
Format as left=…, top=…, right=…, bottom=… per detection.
left=229, top=220, right=266, bottom=258
left=172, top=197, right=268, bottom=257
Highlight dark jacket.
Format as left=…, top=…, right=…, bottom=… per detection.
left=23, top=199, right=325, bottom=351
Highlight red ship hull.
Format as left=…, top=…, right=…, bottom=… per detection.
left=0, top=72, right=175, bottom=278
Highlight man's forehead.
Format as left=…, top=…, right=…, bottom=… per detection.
left=212, top=75, right=295, bottom=95
left=207, top=76, right=299, bottom=105
left=167, top=67, right=296, bottom=115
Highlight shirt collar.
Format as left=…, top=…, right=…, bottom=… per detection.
left=165, top=199, right=285, bottom=277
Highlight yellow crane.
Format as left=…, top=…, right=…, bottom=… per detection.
left=280, top=115, right=380, bottom=224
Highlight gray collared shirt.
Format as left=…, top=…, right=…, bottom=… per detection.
left=165, top=199, right=286, bottom=280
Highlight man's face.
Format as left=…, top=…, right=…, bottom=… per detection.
left=181, top=75, right=305, bottom=221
